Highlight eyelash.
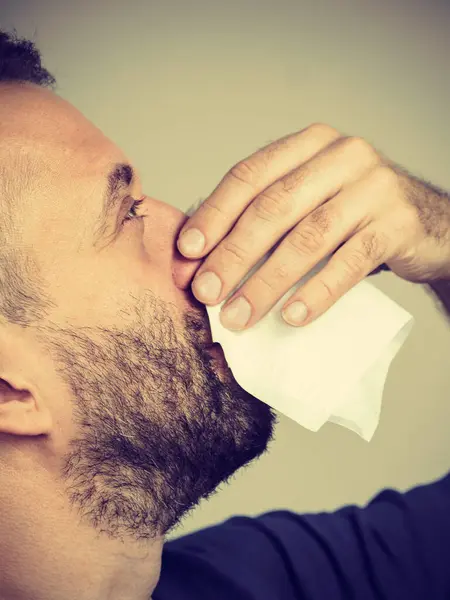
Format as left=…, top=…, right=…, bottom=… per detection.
left=123, top=197, right=147, bottom=225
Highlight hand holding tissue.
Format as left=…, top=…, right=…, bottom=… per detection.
left=179, top=124, right=450, bottom=440
left=185, top=198, right=414, bottom=442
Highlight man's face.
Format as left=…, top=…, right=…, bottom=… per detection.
left=0, top=83, right=276, bottom=541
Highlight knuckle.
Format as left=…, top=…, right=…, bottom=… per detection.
left=272, top=262, right=291, bottom=281
left=262, top=134, right=293, bottom=160
left=228, top=160, right=261, bottom=189
left=282, top=168, right=307, bottom=194
left=252, top=272, right=279, bottom=292
left=345, top=248, right=368, bottom=274
left=361, top=230, right=387, bottom=262
left=316, top=277, right=335, bottom=302
left=198, top=197, right=227, bottom=218
left=344, top=135, right=368, bottom=150
left=254, top=188, right=296, bottom=222
left=307, top=205, right=333, bottom=236
left=370, top=165, right=398, bottom=191
left=344, top=136, right=378, bottom=162
left=221, top=238, right=247, bottom=265
left=287, top=224, right=325, bottom=256
left=308, top=122, right=340, bottom=140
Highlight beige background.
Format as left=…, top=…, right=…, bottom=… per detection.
left=1, top=0, right=449, bottom=541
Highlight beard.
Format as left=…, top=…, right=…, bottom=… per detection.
left=34, top=290, right=276, bottom=542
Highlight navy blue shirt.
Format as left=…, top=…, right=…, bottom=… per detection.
left=153, top=472, right=450, bottom=599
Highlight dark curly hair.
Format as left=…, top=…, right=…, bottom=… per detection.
left=0, top=29, right=57, bottom=89
left=0, top=29, right=58, bottom=327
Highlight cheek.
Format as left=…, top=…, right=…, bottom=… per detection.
left=131, top=240, right=174, bottom=297
left=134, top=243, right=190, bottom=315
left=141, top=215, right=174, bottom=254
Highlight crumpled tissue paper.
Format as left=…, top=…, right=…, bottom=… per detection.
left=185, top=199, right=414, bottom=441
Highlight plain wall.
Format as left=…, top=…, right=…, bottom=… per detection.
left=1, top=0, right=449, bottom=541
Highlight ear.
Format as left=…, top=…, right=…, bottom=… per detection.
left=0, top=377, right=52, bottom=436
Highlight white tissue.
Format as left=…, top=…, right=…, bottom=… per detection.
left=185, top=199, right=414, bottom=441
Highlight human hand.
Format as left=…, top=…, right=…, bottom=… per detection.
left=177, top=123, right=450, bottom=330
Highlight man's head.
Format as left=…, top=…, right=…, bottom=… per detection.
left=0, top=27, right=275, bottom=575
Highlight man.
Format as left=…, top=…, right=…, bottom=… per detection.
left=0, top=29, right=448, bottom=600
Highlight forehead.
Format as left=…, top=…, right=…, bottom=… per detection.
left=0, top=82, right=127, bottom=182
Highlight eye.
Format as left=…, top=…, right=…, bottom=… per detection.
left=123, top=197, right=147, bottom=225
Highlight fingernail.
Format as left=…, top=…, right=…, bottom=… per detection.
left=193, top=271, right=222, bottom=303
left=282, top=301, right=308, bottom=325
left=221, top=297, right=252, bottom=330
left=178, top=228, right=205, bottom=256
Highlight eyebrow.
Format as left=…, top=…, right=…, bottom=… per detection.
left=93, top=162, right=135, bottom=248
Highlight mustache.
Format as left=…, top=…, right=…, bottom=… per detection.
left=183, top=306, right=214, bottom=348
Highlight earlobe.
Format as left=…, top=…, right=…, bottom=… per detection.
left=0, top=381, right=52, bottom=436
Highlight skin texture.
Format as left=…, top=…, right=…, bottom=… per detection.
left=0, top=82, right=276, bottom=600
left=179, top=124, right=450, bottom=330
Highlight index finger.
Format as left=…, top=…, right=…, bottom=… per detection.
left=177, top=123, right=341, bottom=258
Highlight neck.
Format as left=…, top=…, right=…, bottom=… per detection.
left=0, top=464, right=163, bottom=600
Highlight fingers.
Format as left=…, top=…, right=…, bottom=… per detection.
left=332, top=241, right=391, bottom=276
left=281, top=226, right=389, bottom=326
left=176, top=121, right=398, bottom=332
left=190, top=140, right=381, bottom=310
left=177, top=123, right=341, bottom=258
left=216, top=178, right=388, bottom=330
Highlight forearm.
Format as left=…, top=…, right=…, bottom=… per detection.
left=216, top=473, right=450, bottom=600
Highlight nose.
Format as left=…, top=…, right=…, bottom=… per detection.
left=146, top=197, right=204, bottom=291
